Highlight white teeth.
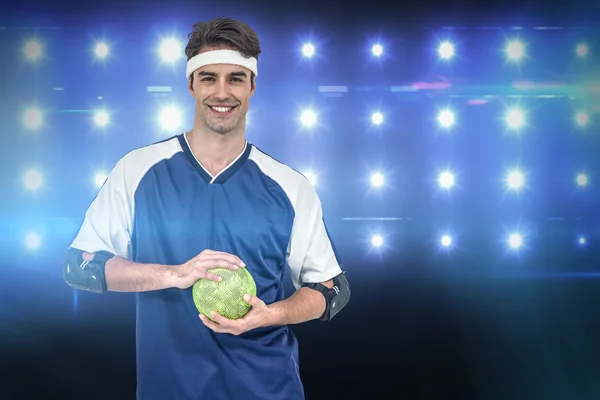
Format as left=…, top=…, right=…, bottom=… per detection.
left=211, top=106, right=233, bottom=113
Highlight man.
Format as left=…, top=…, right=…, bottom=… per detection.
left=63, top=17, right=350, bottom=400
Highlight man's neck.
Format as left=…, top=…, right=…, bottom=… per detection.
left=185, top=127, right=246, bottom=177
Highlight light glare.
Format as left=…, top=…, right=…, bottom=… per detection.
left=438, top=109, right=455, bottom=128
left=438, top=41, right=454, bottom=59
left=370, top=173, right=384, bottom=187
left=94, top=110, right=109, bottom=127
left=506, top=40, right=525, bottom=61
left=300, top=110, right=317, bottom=127
left=507, top=171, right=524, bottom=189
left=160, top=39, right=182, bottom=62
left=576, top=173, right=588, bottom=187
left=372, top=44, right=383, bottom=56
left=160, top=107, right=182, bottom=131
left=438, top=171, right=454, bottom=188
left=371, top=235, right=383, bottom=247
left=509, top=233, right=522, bottom=248
left=94, top=42, right=109, bottom=59
left=302, top=43, right=315, bottom=58
left=371, top=112, right=383, bottom=125
left=23, top=40, right=42, bottom=61
left=24, top=170, right=43, bottom=191
left=25, top=232, right=41, bottom=250
left=24, top=107, right=43, bottom=130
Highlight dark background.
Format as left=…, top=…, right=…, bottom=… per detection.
left=1, top=0, right=600, bottom=399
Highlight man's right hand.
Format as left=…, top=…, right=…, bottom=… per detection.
left=172, top=249, right=246, bottom=289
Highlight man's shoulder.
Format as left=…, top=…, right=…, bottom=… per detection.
left=110, top=135, right=183, bottom=186
left=120, top=135, right=182, bottom=167
left=248, top=145, right=309, bottom=186
left=248, top=144, right=317, bottom=205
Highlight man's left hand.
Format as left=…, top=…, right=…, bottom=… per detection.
left=199, top=294, right=273, bottom=335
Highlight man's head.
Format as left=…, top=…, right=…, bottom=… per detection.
left=185, top=18, right=261, bottom=135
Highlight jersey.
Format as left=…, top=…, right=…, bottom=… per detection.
left=69, top=132, right=343, bottom=400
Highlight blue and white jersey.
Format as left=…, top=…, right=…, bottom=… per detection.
left=69, top=132, right=343, bottom=400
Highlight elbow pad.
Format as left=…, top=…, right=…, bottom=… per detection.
left=63, top=248, right=114, bottom=294
left=302, top=272, right=350, bottom=321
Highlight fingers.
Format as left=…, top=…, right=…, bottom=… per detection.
left=199, top=314, right=226, bottom=332
left=200, top=250, right=245, bottom=268
left=208, top=311, right=233, bottom=327
left=204, top=272, right=223, bottom=282
left=195, top=256, right=245, bottom=273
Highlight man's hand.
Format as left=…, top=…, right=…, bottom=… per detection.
left=172, top=249, right=245, bottom=289
left=199, top=294, right=274, bottom=336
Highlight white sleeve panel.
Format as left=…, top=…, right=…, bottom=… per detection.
left=286, top=177, right=342, bottom=288
left=69, top=137, right=182, bottom=259
left=249, top=148, right=342, bottom=290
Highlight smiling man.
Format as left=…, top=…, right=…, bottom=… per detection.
left=63, top=17, right=350, bottom=400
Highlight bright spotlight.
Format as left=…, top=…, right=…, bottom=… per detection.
left=438, top=41, right=454, bottom=59
left=576, top=173, right=588, bottom=187
left=372, top=44, right=383, bottom=57
left=302, top=43, right=315, bottom=58
left=505, top=40, right=525, bottom=61
left=505, top=108, right=525, bottom=130
left=437, top=109, right=455, bottom=128
left=370, top=173, right=384, bottom=188
left=438, top=171, right=454, bottom=189
left=576, top=43, right=589, bottom=58
left=23, top=107, right=43, bottom=130
left=578, top=237, right=586, bottom=245
left=371, top=234, right=383, bottom=247
left=304, top=171, right=317, bottom=186
left=159, top=38, right=182, bottom=62
left=300, top=109, right=317, bottom=127
left=159, top=106, right=182, bottom=131
left=94, top=42, right=109, bottom=59
left=371, top=112, right=383, bottom=125
left=441, top=235, right=452, bottom=247
left=506, top=170, right=524, bottom=190
left=25, top=232, right=41, bottom=250
left=23, top=169, right=43, bottom=191
left=508, top=233, right=522, bottom=249
left=23, top=39, right=42, bottom=61
left=94, top=110, right=109, bottom=127
left=576, top=111, right=589, bottom=127
left=95, top=173, right=108, bottom=188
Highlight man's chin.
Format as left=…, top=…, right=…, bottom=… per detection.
left=209, top=125, right=235, bottom=135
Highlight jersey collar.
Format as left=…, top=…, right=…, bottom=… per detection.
left=178, top=132, right=252, bottom=184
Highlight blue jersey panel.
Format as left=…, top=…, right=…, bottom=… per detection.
left=130, top=146, right=304, bottom=400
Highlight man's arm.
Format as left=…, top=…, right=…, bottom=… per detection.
left=64, top=249, right=245, bottom=293
left=101, top=254, right=175, bottom=292
left=265, top=279, right=334, bottom=325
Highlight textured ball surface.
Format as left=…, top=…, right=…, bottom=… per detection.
left=192, top=268, right=257, bottom=321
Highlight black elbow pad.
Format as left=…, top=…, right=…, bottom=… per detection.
left=302, top=272, right=350, bottom=321
left=63, top=248, right=114, bottom=294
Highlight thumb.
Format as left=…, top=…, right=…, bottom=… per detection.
left=243, top=294, right=257, bottom=305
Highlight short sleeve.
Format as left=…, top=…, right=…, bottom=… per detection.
left=69, top=156, right=134, bottom=259
left=286, top=178, right=343, bottom=289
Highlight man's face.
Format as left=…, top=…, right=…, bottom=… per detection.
left=188, top=60, right=255, bottom=135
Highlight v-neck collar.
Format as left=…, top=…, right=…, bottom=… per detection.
left=178, top=132, right=252, bottom=184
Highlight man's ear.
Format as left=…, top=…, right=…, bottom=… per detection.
left=188, top=78, right=194, bottom=97
left=250, top=79, right=257, bottom=97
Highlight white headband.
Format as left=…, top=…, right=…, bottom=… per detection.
left=186, top=49, right=258, bottom=80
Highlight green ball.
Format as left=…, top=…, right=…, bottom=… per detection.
left=192, top=267, right=257, bottom=321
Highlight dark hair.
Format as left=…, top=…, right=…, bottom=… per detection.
left=185, top=18, right=261, bottom=84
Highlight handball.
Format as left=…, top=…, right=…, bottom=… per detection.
left=192, top=267, right=257, bottom=321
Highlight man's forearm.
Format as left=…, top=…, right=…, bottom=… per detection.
left=98, top=254, right=175, bottom=292
left=265, top=282, right=332, bottom=326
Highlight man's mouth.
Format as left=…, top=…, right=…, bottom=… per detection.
left=208, top=105, right=237, bottom=115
